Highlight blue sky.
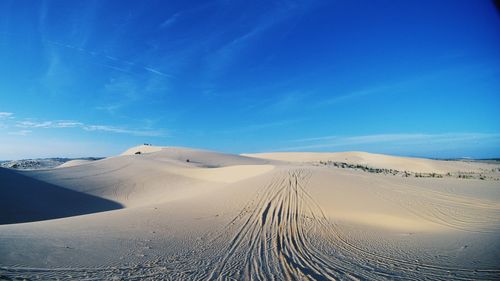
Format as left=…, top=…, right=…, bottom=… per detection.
left=1, top=0, right=499, bottom=159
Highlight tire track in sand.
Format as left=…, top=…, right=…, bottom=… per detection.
left=207, top=168, right=500, bottom=281
left=208, top=169, right=361, bottom=280
left=3, top=169, right=498, bottom=280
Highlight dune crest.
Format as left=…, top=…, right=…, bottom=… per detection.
left=120, top=144, right=164, bottom=155
left=57, top=159, right=94, bottom=168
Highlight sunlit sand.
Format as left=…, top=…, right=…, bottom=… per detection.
left=1, top=145, right=499, bottom=280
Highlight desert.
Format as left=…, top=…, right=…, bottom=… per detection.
left=1, top=145, right=499, bottom=280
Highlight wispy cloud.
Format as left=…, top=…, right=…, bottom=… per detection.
left=55, top=121, right=85, bottom=128
left=202, top=1, right=316, bottom=89
left=0, top=112, right=14, bottom=119
left=217, top=118, right=302, bottom=135
left=278, top=133, right=500, bottom=152
left=95, top=104, right=123, bottom=114
left=144, top=67, right=173, bottom=78
left=83, top=125, right=164, bottom=137
left=14, top=119, right=164, bottom=137
left=16, top=120, right=85, bottom=129
left=291, top=133, right=430, bottom=144
left=8, top=130, right=32, bottom=136
left=311, top=78, right=416, bottom=109
left=96, top=73, right=170, bottom=115
left=17, top=121, right=60, bottom=128
left=159, top=12, right=181, bottom=29
left=261, top=91, right=311, bottom=114
left=45, top=40, right=174, bottom=79
left=93, top=62, right=132, bottom=74
left=317, top=88, right=386, bottom=107
left=312, top=65, right=482, bottom=109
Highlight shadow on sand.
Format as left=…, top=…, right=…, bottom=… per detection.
left=0, top=168, right=123, bottom=225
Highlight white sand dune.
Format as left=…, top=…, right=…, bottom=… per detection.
left=57, top=159, right=94, bottom=168
left=169, top=164, right=275, bottom=183
left=21, top=147, right=270, bottom=208
left=1, top=145, right=499, bottom=280
left=243, top=151, right=493, bottom=173
left=121, top=144, right=164, bottom=156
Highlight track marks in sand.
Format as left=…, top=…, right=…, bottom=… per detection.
left=207, top=169, right=358, bottom=280
left=2, top=169, right=499, bottom=280
left=207, top=169, right=500, bottom=281
left=369, top=178, right=500, bottom=233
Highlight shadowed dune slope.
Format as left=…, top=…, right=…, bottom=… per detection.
left=0, top=168, right=123, bottom=225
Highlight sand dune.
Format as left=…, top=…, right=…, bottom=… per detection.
left=0, top=168, right=122, bottom=224
left=121, top=144, right=164, bottom=155
left=57, top=159, right=95, bottom=168
left=243, top=151, right=493, bottom=173
left=1, top=145, right=499, bottom=280
left=24, top=146, right=270, bottom=207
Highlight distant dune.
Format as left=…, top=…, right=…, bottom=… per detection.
left=56, top=159, right=95, bottom=168
left=0, top=157, right=103, bottom=170
left=243, top=151, right=493, bottom=173
left=1, top=145, right=499, bottom=280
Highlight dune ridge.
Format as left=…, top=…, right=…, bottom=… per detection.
left=244, top=151, right=497, bottom=173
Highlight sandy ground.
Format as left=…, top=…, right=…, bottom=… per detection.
left=1, top=146, right=499, bottom=280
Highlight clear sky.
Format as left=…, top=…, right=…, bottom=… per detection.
left=1, top=0, right=499, bottom=160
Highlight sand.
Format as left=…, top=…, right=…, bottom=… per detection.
left=56, top=159, right=94, bottom=168
left=1, top=146, right=499, bottom=280
left=243, top=151, right=494, bottom=173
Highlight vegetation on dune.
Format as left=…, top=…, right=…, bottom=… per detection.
left=316, top=160, right=498, bottom=181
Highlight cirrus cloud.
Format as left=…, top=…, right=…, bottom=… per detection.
left=14, top=119, right=165, bottom=137
left=0, top=112, right=14, bottom=119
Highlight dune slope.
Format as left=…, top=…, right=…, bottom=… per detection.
left=0, top=168, right=122, bottom=224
